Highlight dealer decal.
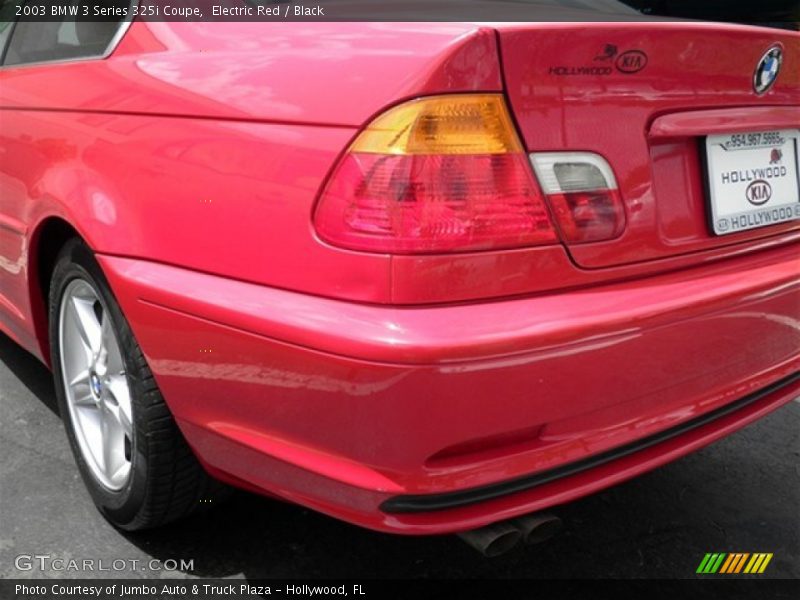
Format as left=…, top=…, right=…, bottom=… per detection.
left=720, top=165, right=789, bottom=185
left=615, top=50, right=648, bottom=73
left=549, top=44, right=648, bottom=76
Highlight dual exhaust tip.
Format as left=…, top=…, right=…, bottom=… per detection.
left=457, top=514, right=562, bottom=557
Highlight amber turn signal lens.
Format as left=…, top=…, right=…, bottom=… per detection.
left=351, top=95, right=524, bottom=155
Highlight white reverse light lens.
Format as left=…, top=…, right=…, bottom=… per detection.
left=530, top=152, right=618, bottom=194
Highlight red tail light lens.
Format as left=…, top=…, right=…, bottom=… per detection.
left=315, top=152, right=556, bottom=253
left=531, top=153, right=626, bottom=243
left=314, top=95, right=557, bottom=254
left=547, top=189, right=625, bottom=243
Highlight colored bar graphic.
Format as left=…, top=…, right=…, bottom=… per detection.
left=698, top=552, right=773, bottom=575
left=697, top=554, right=714, bottom=573
left=704, top=553, right=720, bottom=573
left=697, top=553, right=727, bottom=573
left=720, top=553, right=736, bottom=574
left=711, top=553, right=726, bottom=573
left=744, top=554, right=761, bottom=573
left=719, top=554, right=736, bottom=573
left=733, top=553, right=749, bottom=573
left=758, top=554, right=773, bottom=573
left=726, top=553, right=737, bottom=573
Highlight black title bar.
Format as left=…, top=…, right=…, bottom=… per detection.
left=6, top=0, right=800, bottom=24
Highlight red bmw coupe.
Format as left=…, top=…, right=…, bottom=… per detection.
left=0, top=2, right=798, bottom=555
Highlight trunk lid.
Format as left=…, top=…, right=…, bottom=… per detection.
left=498, top=22, right=800, bottom=269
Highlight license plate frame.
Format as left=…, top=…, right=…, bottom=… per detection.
left=704, top=129, right=800, bottom=236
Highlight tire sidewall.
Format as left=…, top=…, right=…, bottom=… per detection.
left=48, top=240, right=148, bottom=527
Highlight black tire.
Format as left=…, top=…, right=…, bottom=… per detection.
left=48, top=238, right=227, bottom=530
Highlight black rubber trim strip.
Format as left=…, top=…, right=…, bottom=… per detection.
left=381, top=372, right=800, bottom=514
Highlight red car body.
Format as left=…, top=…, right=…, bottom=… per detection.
left=1, top=19, right=799, bottom=534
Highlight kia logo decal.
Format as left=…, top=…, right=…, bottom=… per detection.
left=616, top=50, right=648, bottom=74
left=746, top=179, right=772, bottom=206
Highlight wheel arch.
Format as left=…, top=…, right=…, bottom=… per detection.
left=28, top=216, right=88, bottom=366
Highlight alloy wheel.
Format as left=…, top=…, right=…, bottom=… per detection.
left=58, top=278, right=133, bottom=490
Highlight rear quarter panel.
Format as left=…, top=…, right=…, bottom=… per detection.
left=0, top=21, right=505, bottom=358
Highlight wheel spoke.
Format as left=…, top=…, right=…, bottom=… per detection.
left=118, top=407, right=133, bottom=439
left=106, top=401, right=133, bottom=440
left=106, top=375, right=133, bottom=437
left=63, top=306, right=92, bottom=372
left=68, top=368, right=96, bottom=406
left=109, top=462, right=130, bottom=485
left=100, top=407, right=129, bottom=486
left=78, top=404, right=104, bottom=455
left=103, top=316, right=125, bottom=375
left=70, top=296, right=103, bottom=356
left=100, top=412, right=114, bottom=476
left=69, top=368, right=90, bottom=388
left=72, top=390, right=97, bottom=407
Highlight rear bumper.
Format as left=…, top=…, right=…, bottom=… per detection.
left=99, top=244, right=800, bottom=534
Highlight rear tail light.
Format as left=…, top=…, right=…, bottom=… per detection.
left=314, top=94, right=558, bottom=254
left=531, top=152, right=625, bottom=243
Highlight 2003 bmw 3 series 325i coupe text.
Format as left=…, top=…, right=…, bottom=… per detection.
left=0, top=11, right=798, bottom=545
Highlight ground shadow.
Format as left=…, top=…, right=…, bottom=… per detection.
left=0, top=333, right=57, bottom=415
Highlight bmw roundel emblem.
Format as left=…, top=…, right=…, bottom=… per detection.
left=753, top=46, right=782, bottom=94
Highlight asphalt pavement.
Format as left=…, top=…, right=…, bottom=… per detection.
left=1, top=332, right=798, bottom=580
